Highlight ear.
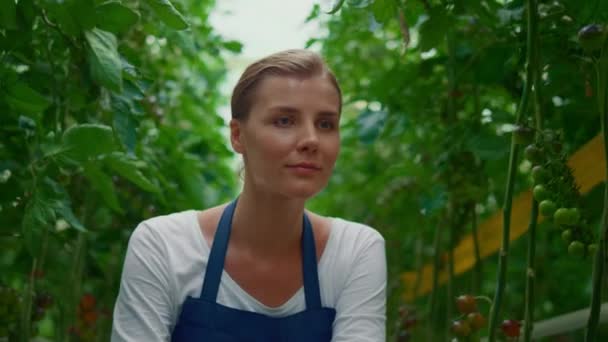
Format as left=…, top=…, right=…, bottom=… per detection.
left=229, top=119, right=245, bottom=154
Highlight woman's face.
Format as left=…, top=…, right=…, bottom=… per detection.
left=230, top=74, right=341, bottom=199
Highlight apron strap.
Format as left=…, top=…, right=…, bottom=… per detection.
left=199, top=199, right=323, bottom=310
left=199, top=199, right=237, bottom=301
left=302, top=213, right=322, bottom=309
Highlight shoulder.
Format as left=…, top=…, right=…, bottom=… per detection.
left=330, top=217, right=385, bottom=250
left=320, top=216, right=385, bottom=276
left=128, top=210, right=199, bottom=253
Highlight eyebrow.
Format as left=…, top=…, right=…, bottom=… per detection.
left=268, top=105, right=339, bottom=117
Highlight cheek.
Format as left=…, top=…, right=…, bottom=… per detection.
left=247, top=131, right=294, bottom=162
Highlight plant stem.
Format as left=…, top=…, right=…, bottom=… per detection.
left=20, top=258, right=37, bottom=342
left=523, top=17, right=543, bottom=342
left=445, top=27, right=458, bottom=342
left=523, top=200, right=539, bottom=342
left=428, top=219, right=443, bottom=340
left=585, top=48, right=608, bottom=342
left=488, top=0, right=538, bottom=340
left=471, top=205, right=483, bottom=294
left=447, top=208, right=455, bottom=342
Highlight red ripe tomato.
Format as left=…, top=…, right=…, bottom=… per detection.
left=80, top=294, right=96, bottom=312
left=501, top=319, right=521, bottom=338
left=456, top=294, right=477, bottom=314
left=83, top=310, right=98, bottom=325
left=466, top=312, right=486, bottom=331
left=452, top=319, right=471, bottom=337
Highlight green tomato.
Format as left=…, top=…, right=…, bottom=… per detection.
left=513, top=126, right=535, bottom=145
left=578, top=24, right=606, bottom=52
left=568, top=208, right=581, bottom=225
left=562, top=229, right=573, bottom=243
left=531, top=166, right=549, bottom=184
left=554, top=208, right=570, bottom=225
left=533, top=184, right=549, bottom=202
left=539, top=200, right=557, bottom=217
left=588, top=243, right=598, bottom=255
left=524, top=145, right=543, bottom=164
left=568, top=240, right=585, bottom=257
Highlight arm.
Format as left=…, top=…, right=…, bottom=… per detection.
left=332, top=234, right=387, bottom=342
left=111, top=222, right=177, bottom=342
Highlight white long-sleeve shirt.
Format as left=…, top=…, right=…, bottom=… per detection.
left=111, top=210, right=387, bottom=341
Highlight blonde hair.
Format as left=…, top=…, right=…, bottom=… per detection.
left=230, top=49, right=342, bottom=120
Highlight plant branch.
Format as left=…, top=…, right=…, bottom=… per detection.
left=487, top=0, right=538, bottom=340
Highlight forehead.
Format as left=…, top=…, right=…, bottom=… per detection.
left=250, top=75, right=341, bottom=113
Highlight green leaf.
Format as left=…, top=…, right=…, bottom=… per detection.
left=104, top=152, right=159, bottom=193
left=55, top=203, right=86, bottom=232
left=222, top=40, right=243, bottom=53
left=62, top=124, right=117, bottom=161
left=22, top=194, right=55, bottom=255
left=145, top=0, right=189, bottom=30
left=4, top=81, right=51, bottom=116
left=497, top=7, right=524, bottom=26
left=417, top=7, right=452, bottom=52
left=466, top=131, right=510, bottom=161
left=327, top=0, right=346, bottom=14
left=0, top=0, right=18, bottom=29
left=112, top=95, right=138, bottom=153
left=371, top=0, right=397, bottom=24
left=70, top=0, right=96, bottom=30
left=83, top=163, right=122, bottom=213
left=85, top=28, right=123, bottom=92
left=96, top=1, right=140, bottom=34
left=42, top=177, right=87, bottom=232
left=305, top=4, right=320, bottom=22
left=357, top=109, right=387, bottom=144
left=17, top=0, right=36, bottom=29
left=46, top=1, right=80, bottom=36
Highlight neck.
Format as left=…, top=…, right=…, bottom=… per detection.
left=230, top=185, right=307, bottom=257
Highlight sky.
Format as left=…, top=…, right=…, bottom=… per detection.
left=209, top=0, right=327, bottom=59
left=209, top=0, right=329, bottom=121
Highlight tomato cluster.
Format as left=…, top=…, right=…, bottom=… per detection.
left=521, top=128, right=597, bottom=258
left=451, top=295, right=487, bottom=339
left=396, top=305, right=418, bottom=342
left=69, top=293, right=104, bottom=341
left=0, top=286, right=20, bottom=338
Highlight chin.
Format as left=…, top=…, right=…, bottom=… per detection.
left=281, top=184, right=325, bottom=200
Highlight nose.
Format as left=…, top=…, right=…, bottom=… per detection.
left=297, top=121, right=319, bottom=153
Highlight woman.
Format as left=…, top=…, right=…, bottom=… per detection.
left=111, top=49, right=387, bottom=341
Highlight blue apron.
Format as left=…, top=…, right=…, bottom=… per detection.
left=171, top=200, right=336, bottom=341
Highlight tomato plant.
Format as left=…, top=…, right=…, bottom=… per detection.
left=501, top=319, right=521, bottom=338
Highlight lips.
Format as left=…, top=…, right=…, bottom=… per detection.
left=286, top=162, right=321, bottom=170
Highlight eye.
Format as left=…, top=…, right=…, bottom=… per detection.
left=318, top=119, right=336, bottom=130
left=274, top=116, right=294, bottom=127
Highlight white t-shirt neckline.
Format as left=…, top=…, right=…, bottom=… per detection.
left=188, top=210, right=337, bottom=313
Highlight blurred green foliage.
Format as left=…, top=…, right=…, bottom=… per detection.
left=0, top=0, right=240, bottom=340
left=307, top=0, right=608, bottom=340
